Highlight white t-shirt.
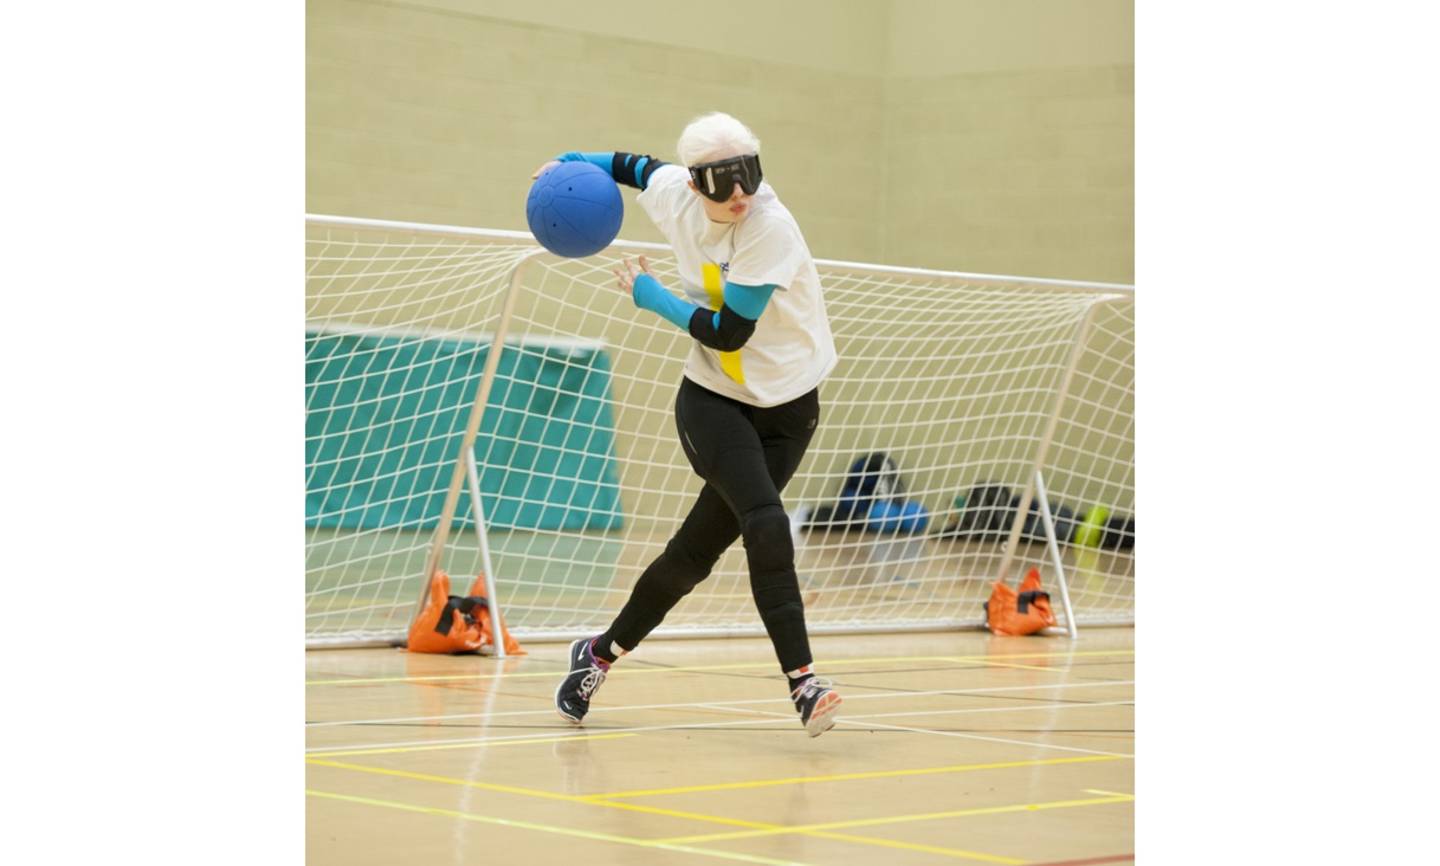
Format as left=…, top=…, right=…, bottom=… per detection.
left=636, top=163, right=838, bottom=408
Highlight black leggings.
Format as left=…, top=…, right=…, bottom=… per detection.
left=602, top=377, right=820, bottom=672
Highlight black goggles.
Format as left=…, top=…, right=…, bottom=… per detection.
left=688, top=153, right=763, bottom=203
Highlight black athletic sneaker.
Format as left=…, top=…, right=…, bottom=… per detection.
left=791, top=676, right=842, bottom=737
left=555, top=637, right=611, bottom=724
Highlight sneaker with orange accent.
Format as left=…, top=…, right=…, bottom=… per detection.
left=791, top=676, right=841, bottom=737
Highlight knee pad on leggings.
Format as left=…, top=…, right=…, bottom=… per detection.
left=741, top=504, right=795, bottom=581
left=743, top=505, right=806, bottom=637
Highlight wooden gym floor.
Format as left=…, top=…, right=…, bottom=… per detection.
left=306, top=628, right=1134, bottom=865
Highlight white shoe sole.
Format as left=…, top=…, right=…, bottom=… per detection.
left=805, top=692, right=842, bottom=738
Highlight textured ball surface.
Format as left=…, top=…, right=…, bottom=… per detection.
left=526, top=162, right=624, bottom=258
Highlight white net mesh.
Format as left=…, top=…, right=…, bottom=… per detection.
left=306, top=216, right=1134, bottom=647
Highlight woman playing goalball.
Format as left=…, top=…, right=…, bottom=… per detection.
left=538, top=112, right=841, bottom=737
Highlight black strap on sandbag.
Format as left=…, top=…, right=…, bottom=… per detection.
left=1015, top=590, right=1049, bottom=614
left=434, top=595, right=490, bottom=635
left=433, top=599, right=459, bottom=635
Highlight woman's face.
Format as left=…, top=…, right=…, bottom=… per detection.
left=688, top=178, right=753, bottom=224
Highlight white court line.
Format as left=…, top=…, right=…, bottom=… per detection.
left=306, top=696, right=1134, bottom=757
left=306, top=716, right=795, bottom=755
left=833, top=718, right=1132, bottom=759
left=306, top=679, right=1134, bottom=729
left=842, top=699, right=1134, bottom=723
left=697, top=700, right=1135, bottom=758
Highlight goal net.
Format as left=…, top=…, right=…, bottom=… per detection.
left=306, top=215, right=1134, bottom=648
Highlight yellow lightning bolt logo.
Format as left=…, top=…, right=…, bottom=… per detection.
left=701, top=262, right=745, bottom=385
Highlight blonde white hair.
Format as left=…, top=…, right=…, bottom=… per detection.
left=676, top=112, right=761, bottom=167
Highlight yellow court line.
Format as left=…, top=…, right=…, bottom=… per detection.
left=306, top=789, right=809, bottom=866
left=794, top=835, right=1023, bottom=864
left=306, top=732, right=635, bottom=758
left=310, top=759, right=625, bottom=804
left=306, top=649, right=1134, bottom=686
left=659, top=792, right=1137, bottom=844
left=310, top=758, right=810, bottom=829
left=309, top=759, right=1026, bottom=864
left=582, top=754, right=1123, bottom=800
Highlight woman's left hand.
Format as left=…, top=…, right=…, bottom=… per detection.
left=612, top=255, right=652, bottom=298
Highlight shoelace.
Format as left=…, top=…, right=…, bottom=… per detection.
left=791, top=676, right=833, bottom=702
left=578, top=662, right=608, bottom=698
left=568, top=639, right=612, bottom=700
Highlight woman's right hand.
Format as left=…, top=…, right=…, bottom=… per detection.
left=531, top=160, right=561, bottom=179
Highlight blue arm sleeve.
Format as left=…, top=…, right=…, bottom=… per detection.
left=631, top=273, right=698, bottom=331
left=715, top=281, right=776, bottom=326
left=631, top=274, right=778, bottom=350
left=557, top=151, right=615, bottom=172
left=555, top=151, right=665, bottom=190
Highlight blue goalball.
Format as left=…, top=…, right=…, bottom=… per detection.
left=525, top=161, right=624, bottom=258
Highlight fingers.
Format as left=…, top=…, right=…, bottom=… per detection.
left=609, top=257, right=650, bottom=294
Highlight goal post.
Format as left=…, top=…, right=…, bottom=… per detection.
left=305, top=214, right=1134, bottom=648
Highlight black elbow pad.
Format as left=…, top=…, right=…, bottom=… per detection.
left=689, top=304, right=756, bottom=352
left=612, top=153, right=668, bottom=189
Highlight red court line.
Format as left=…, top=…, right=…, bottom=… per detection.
left=1027, top=855, right=1133, bottom=866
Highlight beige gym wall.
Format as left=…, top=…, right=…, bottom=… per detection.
left=882, top=0, right=1133, bottom=281
left=307, top=0, right=886, bottom=262
left=307, top=0, right=1132, bottom=282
